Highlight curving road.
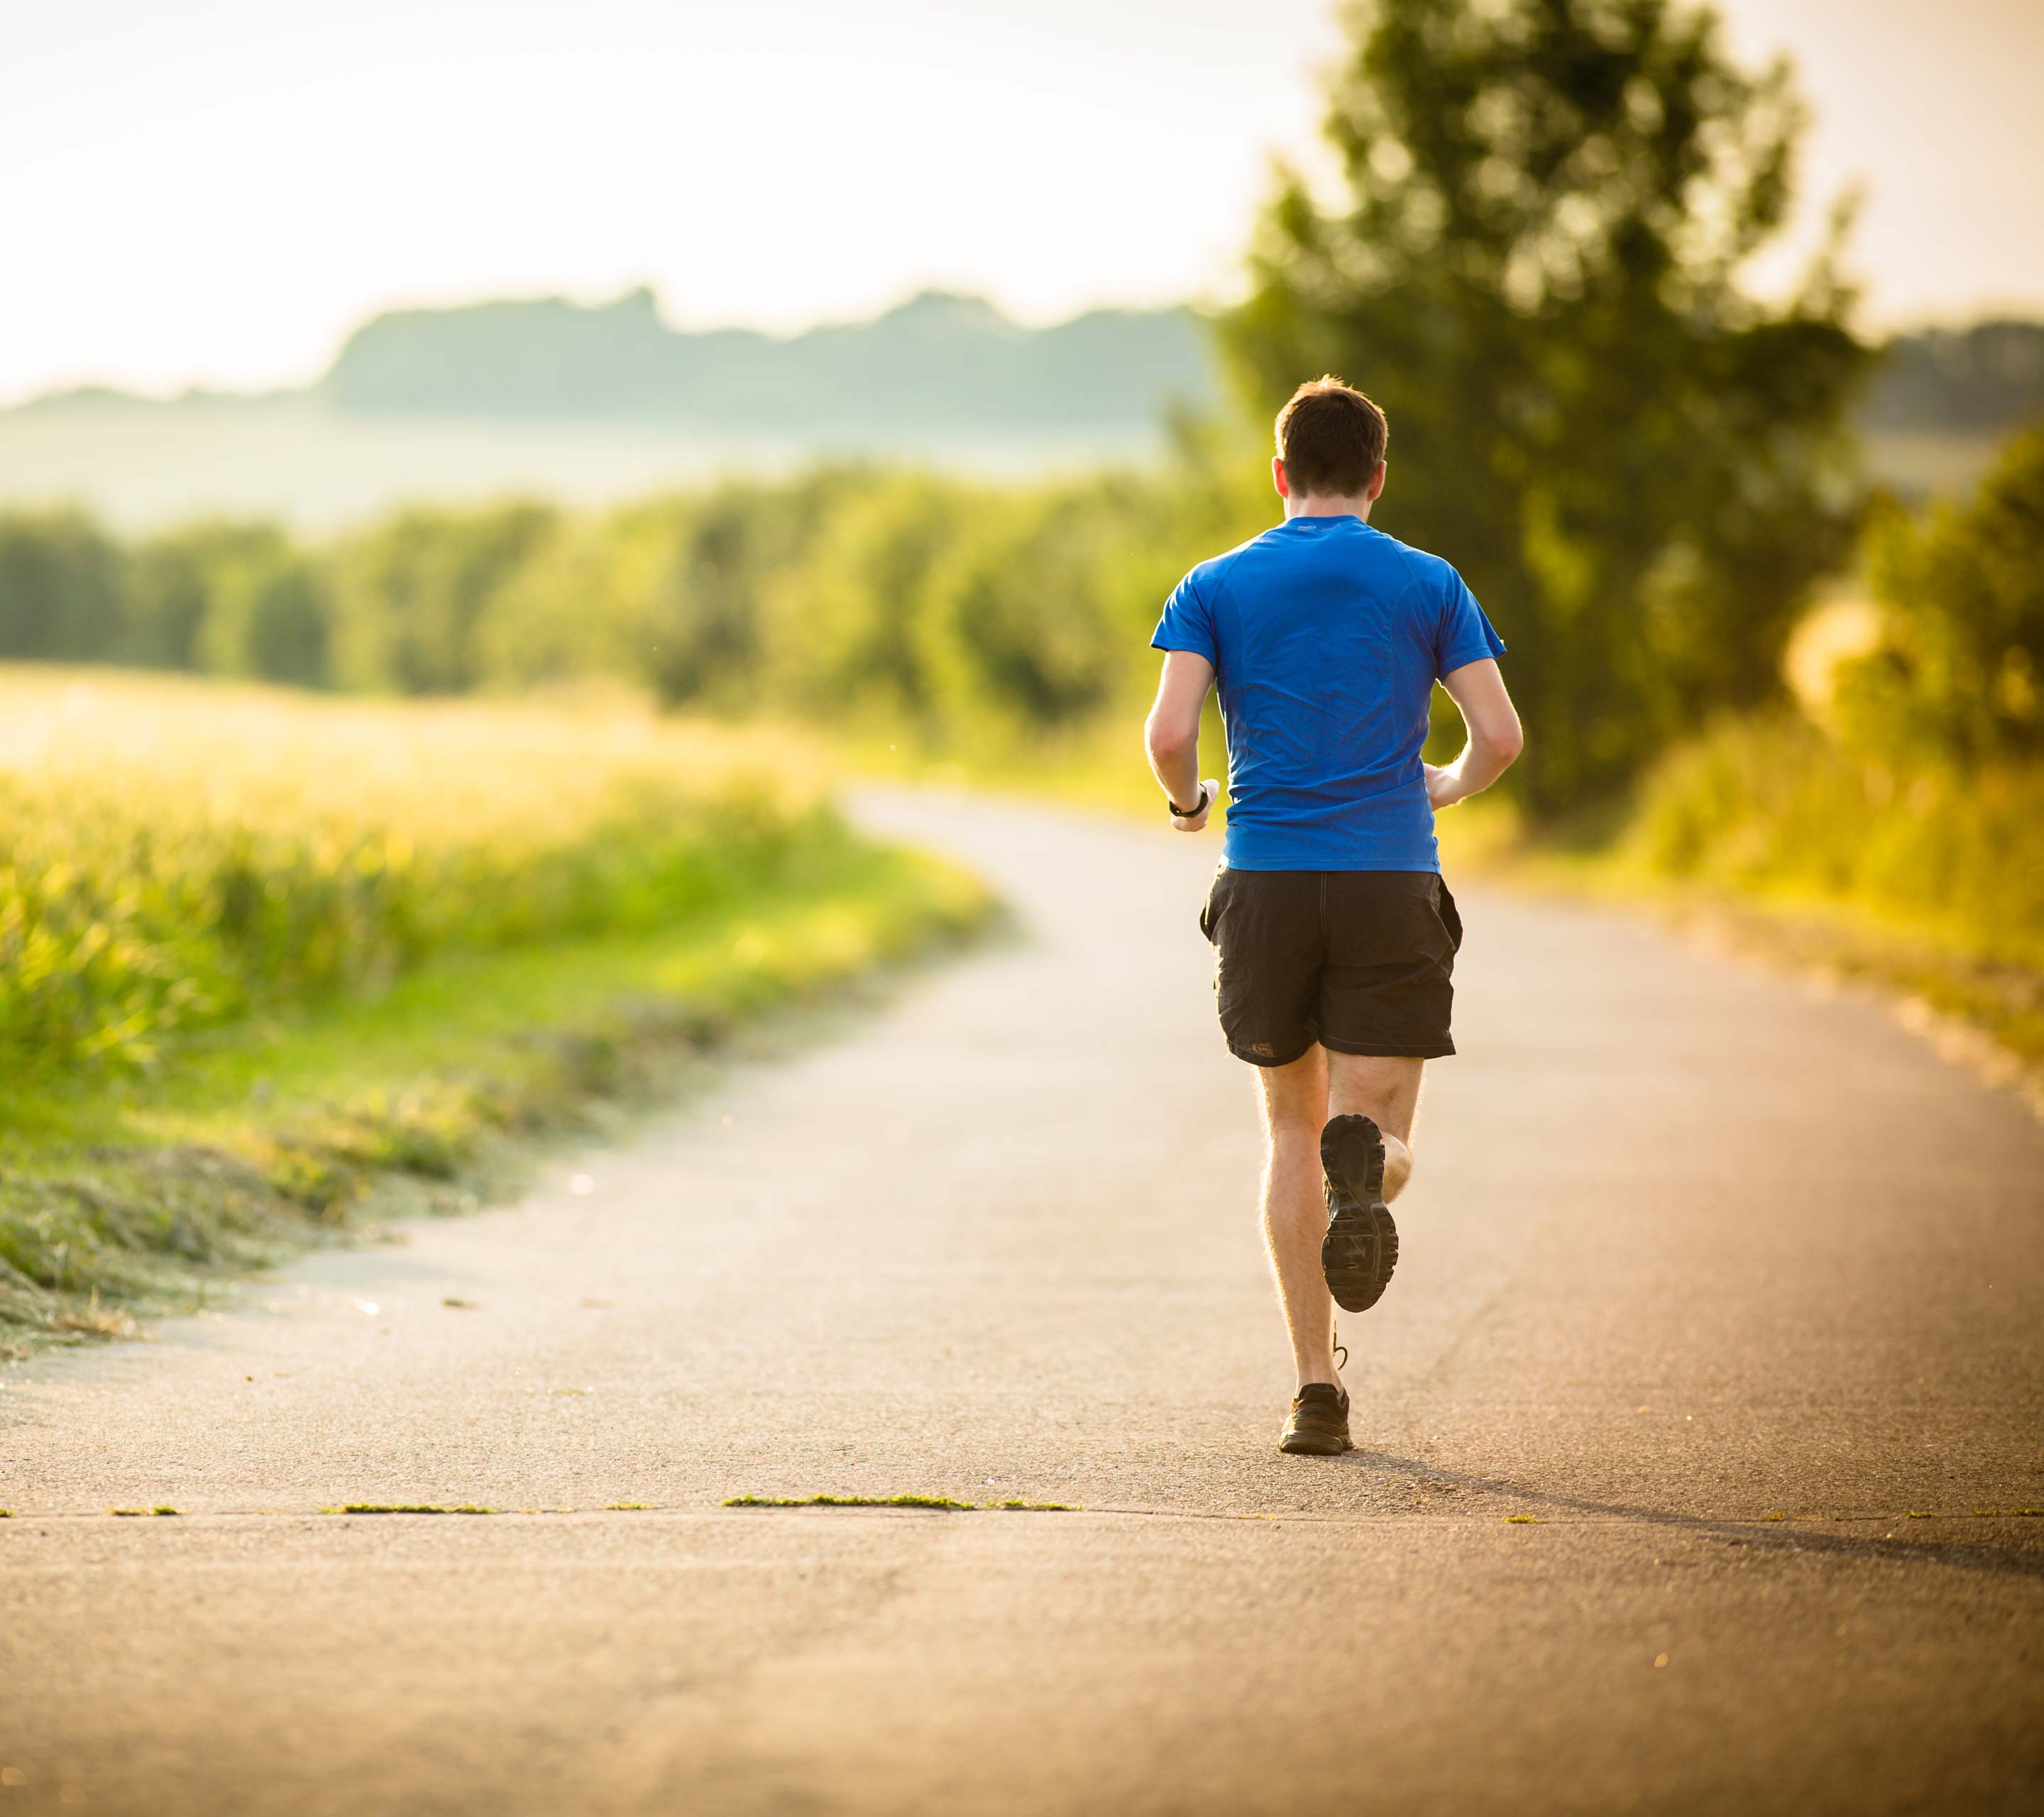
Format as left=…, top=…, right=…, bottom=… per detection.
left=3, top=789, right=2041, bottom=1815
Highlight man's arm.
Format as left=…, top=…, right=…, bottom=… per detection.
left=1426, top=657, right=1524, bottom=810
left=1144, top=650, right=1220, bottom=830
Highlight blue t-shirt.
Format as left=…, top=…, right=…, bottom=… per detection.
left=1150, top=515, right=1505, bottom=872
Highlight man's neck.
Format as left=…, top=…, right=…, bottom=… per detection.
left=1284, top=494, right=1375, bottom=522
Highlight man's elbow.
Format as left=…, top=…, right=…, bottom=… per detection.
left=1145, top=715, right=1194, bottom=767
left=1492, top=720, right=1525, bottom=768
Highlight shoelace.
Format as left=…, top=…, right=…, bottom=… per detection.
left=1333, top=1321, right=1348, bottom=1373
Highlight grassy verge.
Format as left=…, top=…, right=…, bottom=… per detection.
left=2, top=828, right=988, bottom=1353
left=1498, top=830, right=2043, bottom=1097
left=1463, top=716, right=2043, bottom=1107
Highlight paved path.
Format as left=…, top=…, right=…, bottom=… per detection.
left=4, top=791, right=2042, bottom=1816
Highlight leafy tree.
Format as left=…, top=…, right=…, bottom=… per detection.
left=0, top=510, right=125, bottom=661
left=1840, top=427, right=2044, bottom=763
left=761, top=474, right=967, bottom=725
left=123, top=522, right=293, bottom=670
left=1221, top=0, right=1869, bottom=809
left=639, top=472, right=864, bottom=709
left=332, top=503, right=558, bottom=693
left=123, top=526, right=223, bottom=669
left=469, top=509, right=663, bottom=689
left=922, top=481, right=1177, bottom=729
left=194, top=526, right=332, bottom=686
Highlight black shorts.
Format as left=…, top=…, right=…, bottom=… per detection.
left=1197, top=867, right=1463, bottom=1067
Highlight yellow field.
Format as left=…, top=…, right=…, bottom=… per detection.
left=0, top=667, right=831, bottom=1075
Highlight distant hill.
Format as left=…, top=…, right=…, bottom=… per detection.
left=315, top=293, right=2044, bottom=439
left=1862, top=319, right=2044, bottom=434
left=19, top=293, right=2044, bottom=439
left=4, top=293, right=2039, bottom=529
left=0, top=290, right=1222, bottom=528
left=322, top=287, right=1220, bottom=429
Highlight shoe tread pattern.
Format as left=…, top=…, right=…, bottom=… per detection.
left=1321, top=1113, right=1398, bottom=1314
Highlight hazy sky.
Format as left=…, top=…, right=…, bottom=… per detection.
left=4, top=0, right=2040, bottom=404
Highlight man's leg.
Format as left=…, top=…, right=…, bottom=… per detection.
left=1255, top=1046, right=1342, bottom=1391
left=1325, top=1052, right=1425, bottom=1200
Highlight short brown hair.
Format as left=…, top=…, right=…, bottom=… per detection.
left=1275, top=376, right=1388, bottom=496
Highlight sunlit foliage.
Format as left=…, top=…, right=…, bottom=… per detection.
left=1222, top=0, right=1870, bottom=808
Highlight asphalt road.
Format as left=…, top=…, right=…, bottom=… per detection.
left=4, top=789, right=2042, bottom=1816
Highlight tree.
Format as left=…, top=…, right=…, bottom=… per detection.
left=639, top=473, right=862, bottom=710
left=1221, top=0, right=1869, bottom=810
left=0, top=510, right=125, bottom=662
left=1840, top=426, right=2044, bottom=764
left=194, top=527, right=333, bottom=686
left=331, top=503, right=558, bottom=694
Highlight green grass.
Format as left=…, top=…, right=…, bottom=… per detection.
left=325, top=1504, right=498, bottom=1516
left=725, top=1493, right=977, bottom=1510
left=1627, top=715, right=2043, bottom=976
left=1529, top=714, right=2044, bottom=1076
left=1, top=830, right=991, bottom=1352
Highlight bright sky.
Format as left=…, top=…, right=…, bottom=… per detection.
left=4, top=0, right=2040, bottom=405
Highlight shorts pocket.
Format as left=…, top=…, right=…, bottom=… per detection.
left=1434, top=875, right=1464, bottom=955
left=1198, top=865, right=1231, bottom=945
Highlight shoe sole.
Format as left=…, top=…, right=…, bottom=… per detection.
left=1321, top=1113, right=1398, bottom=1313
left=1279, top=1429, right=1353, bottom=1456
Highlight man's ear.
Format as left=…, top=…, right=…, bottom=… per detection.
left=1272, top=456, right=1290, bottom=500
left=1366, top=461, right=1387, bottom=503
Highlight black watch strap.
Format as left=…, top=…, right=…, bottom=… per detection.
left=1168, top=784, right=1209, bottom=820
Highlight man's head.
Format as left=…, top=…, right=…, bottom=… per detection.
left=1273, top=376, right=1388, bottom=512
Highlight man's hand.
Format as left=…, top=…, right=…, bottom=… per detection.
left=1428, top=660, right=1524, bottom=813
left=1172, top=778, right=1220, bottom=833
left=1424, top=762, right=1465, bottom=811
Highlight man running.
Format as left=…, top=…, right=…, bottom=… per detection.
left=1143, top=376, right=1523, bottom=1457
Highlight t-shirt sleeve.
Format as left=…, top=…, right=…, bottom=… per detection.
left=1435, top=566, right=1506, bottom=679
left=1150, top=569, right=1216, bottom=664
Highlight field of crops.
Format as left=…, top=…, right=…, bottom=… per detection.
left=0, top=669, right=986, bottom=1344
left=0, top=670, right=842, bottom=1079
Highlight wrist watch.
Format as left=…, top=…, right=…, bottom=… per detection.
left=1168, top=784, right=1209, bottom=820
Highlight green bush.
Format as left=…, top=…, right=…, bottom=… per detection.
left=330, top=501, right=558, bottom=693
left=0, top=510, right=125, bottom=661
left=1633, top=710, right=2044, bottom=971
left=1838, top=427, right=2044, bottom=764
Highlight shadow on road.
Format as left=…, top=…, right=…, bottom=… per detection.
left=1345, top=1450, right=2044, bottom=1583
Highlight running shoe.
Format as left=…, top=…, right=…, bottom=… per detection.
left=1280, top=1382, right=1353, bottom=1455
left=1321, top=1112, right=1399, bottom=1312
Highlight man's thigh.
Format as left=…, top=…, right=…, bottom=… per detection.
left=1255, top=1044, right=1328, bottom=1137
